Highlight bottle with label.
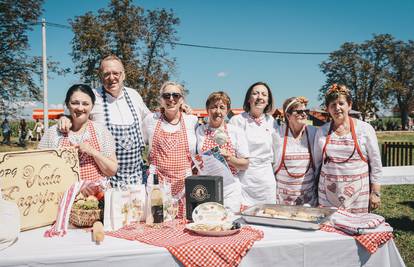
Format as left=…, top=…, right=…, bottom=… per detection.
left=150, top=174, right=164, bottom=224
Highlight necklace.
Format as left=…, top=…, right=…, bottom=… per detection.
left=163, top=112, right=181, bottom=125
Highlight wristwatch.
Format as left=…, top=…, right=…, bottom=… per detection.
left=371, top=191, right=381, bottom=197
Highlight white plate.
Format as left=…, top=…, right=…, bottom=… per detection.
left=192, top=202, right=231, bottom=224
left=185, top=223, right=240, bottom=236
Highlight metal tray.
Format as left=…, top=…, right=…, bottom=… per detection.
left=241, top=204, right=335, bottom=230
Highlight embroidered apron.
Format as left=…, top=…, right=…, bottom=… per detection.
left=60, top=120, right=105, bottom=182
left=275, top=125, right=317, bottom=206
left=102, top=88, right=145, bottom=187
left=149, top=114, right=192, bottom=219
left=238, top=113, right=275, bottom=206
left=318, top=118, right=369, bottom=214
left=201, top=124, right=241, bottom=212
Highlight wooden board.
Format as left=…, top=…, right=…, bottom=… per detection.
left=0, top=148, right=80, bottom=231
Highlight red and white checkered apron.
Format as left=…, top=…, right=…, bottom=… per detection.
left=275, top=126, right=317, bottom=206
left=201, top=125, right=238, bottom=175
left=320, top=224, right=393, bottom=254
left=107, top=222, right=264, bottom=267
left=318, top=118, right=370, bottom=214
left=149, top=114, right=192, bottom=219
left=60, top=120, right=105, bottom=182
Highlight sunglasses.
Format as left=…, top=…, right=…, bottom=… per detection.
left=161, top=92, right=182, bottom=101
left=290, top=109, right=309, bottom=115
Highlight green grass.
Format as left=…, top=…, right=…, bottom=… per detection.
left=376, top=185, right=414, bottom=266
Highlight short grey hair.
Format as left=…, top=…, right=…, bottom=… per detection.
left=160, top=81, right=185, bottom=96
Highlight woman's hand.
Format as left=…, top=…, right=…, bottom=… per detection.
left=219, top=148, right=233, bottom=162
left=369, top=192, right=381, bottom=210
left=57, top=116, right=72, bottom=133
left=77, top=142, right=98, bottom=157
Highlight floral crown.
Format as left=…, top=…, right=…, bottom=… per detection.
left=285, top=96, right=309, bottom=113
left=325, top=83, right=350, bottom=97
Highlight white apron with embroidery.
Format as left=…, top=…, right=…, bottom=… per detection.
left=318, top=119, right=370, bottom=214
left=238, top=114, right=275, bottom=206
left=275, top=125, right=317, bottom=206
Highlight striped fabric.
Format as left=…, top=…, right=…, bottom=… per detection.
left=44, top=181, right=85, bottom=237
left=275, top=126, right=317, bottom=206
left=318, top=120, right=370, bottom=214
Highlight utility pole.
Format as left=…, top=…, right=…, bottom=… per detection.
left=42, top=18, right=48, bottom=129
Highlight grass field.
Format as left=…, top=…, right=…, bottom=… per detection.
left=1, top=133, right=413, bottom=265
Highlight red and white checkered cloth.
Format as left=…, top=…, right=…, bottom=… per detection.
left=44, top=180, right=85, bottom=237
left=107, top=221, right=264, bottom=267
left=320, top=224, right=393, bottom=254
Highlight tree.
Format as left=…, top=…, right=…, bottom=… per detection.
left=385, top=40, right=414, bottom=129
left=0, top=0, right=44, bottom=116
left=70, top=0, right=180, bottom=109
left=319, top=34, right=394, bottom=121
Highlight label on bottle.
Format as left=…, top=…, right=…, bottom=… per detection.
left=152, top=205, right=164, bottom=223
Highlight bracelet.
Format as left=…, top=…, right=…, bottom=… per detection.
left=371, top=191, right=381, bottom=197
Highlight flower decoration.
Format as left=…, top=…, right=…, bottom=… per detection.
left=325, top=83, right=350, bottom=96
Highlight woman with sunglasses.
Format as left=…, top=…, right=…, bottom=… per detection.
left=314, top=84, right=382, bottom=214
left=273, top=97, right=318, bottom=206
left=143, top=81, right=198, bottom=218
left=196, top=91, right=249, bottom=212
left=228, top=82, right=276, bottom=206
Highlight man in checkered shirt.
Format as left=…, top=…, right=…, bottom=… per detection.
left=58, top=55, right=150, bottom=187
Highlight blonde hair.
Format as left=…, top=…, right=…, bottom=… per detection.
left=282, top=96, right=309, bottom=120
left=159, top=81, right=185, bottom=96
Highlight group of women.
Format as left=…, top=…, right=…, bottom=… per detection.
left=39, top=81, right=382, bottom=218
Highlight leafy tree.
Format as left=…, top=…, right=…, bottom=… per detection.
left=0, top=0, right=44, bottom=117
left=385, top=40, right=414, bottom=129
left=70, top=0, right=180, bottom=109
left=319, top=34, right=394, bottom=121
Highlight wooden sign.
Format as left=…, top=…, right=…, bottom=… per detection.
left=0, top=148, right=80, bottom=231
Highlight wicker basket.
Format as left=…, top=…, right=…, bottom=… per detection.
left=69, top=208, right=102, bottom=228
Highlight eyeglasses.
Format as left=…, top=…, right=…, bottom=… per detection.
left=161, top=92, right=182, bottom=101
left=102, top=71, right=123, bottom=79
left=290, top=109, right=309, bottom=115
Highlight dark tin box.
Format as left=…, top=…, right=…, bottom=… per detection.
left=185, top=175, right=223, bottom=220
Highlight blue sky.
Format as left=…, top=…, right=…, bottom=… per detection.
left=27, top=0, right=414, bottom=111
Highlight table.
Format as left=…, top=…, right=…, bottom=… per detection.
left=380, top=166, right=414, bottom=185
left=0, top=225, right=405, bottom=267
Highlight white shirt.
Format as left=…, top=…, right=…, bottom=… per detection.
left=143, top=112, right=198, bottom=155
left=229, top=112, right=274, bottom=165
left=90, top=87, right=150, bottom=130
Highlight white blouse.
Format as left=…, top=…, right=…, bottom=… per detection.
left=38, top=121, right=116, bottom=157
left=229, top=112, right=274, bottom=165
left=143, top=112, right=198, bottom=155
left=273, top=124, right=318, bottom=170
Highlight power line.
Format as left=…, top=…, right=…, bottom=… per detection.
left=170, top=42, right=330, bottom=55
left=33, top=21, right=331, bottom=55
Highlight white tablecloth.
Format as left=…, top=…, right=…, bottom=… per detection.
left=0, top=225, right=405, bottom=267
left=380, top=166, right=414, bottom=185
